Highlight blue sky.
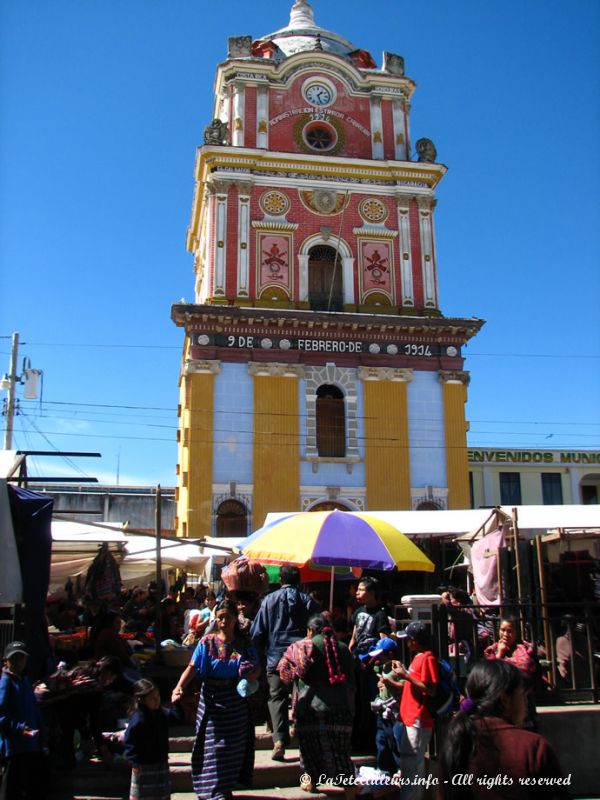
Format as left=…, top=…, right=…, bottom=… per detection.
left=1, top=0, right=599, bottom=487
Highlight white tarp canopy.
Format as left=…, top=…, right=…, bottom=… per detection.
left=49, top=519, right=209, bottom=593
left=265, top=505, right=600, bottom=541
left=456, top=505, right=600, bottom=543
left=264, top=508, right=496, bottom=538
left=505, top=504, right=600, bottom=533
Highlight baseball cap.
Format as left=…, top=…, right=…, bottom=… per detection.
left=358, top=637, right=397, bottom=661
left=4, top=641, right=29, bottom=659
left=396, top=622, right=431, bottom=645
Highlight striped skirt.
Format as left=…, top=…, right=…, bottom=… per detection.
left=296, top=705, right=354, bottom=786
left=129, top=760, right=171, bottom=800
left=191, top=681, right=254, bottom=800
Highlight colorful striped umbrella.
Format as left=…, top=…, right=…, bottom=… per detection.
left=239, top=510, right=434, bottom=573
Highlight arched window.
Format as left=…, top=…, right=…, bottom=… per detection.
left=215, top=500, right=248, bottom=538
left=309, top=501, right=351, bottom=512
left=308, top=245, right=343, bottom=311
left=415, top=501, right=441, bottom=511
left=316, top=384, right=345, bottom=457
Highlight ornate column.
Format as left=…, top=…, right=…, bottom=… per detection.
left=439, top=370, right=471, bottom=509
left=392, top=98, right=408, bottom=161
left=369, top=96, right=384, bottom=160
left=178, top=358, right=220, bottom=537
left=249, top=363, right=304, bottom=529
left=298, top=254, right=310, bottom=304
left=396, top=195, right=414, bottom=307
left=342, top=255, right=356, bottom=305
left=231, top=82, right=245, bottom=147
left=256, top=84, right=269, bottom=149
left=206, top=178, right=232, bottom=301
left=417, top=196, right=438, bottom=309
left=359, top=367, right=413, bottom=509
left=235, top=179, right=253, bottom=300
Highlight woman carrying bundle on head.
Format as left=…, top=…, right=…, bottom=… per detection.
left=437, top=660, right=569, bottom=800
left=278, top=614, right=356, bottom=798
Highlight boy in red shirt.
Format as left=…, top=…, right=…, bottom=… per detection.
left=393, top=622, right=439, bottom=800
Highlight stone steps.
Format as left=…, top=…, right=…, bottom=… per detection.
left=50, top=726, right=374, bottom=800
left=169, top=725, right=278, bottom=752
left=168, top=748, right=374, bottom=792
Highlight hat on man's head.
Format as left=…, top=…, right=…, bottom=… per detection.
left=4, top=641, right=28, bottom=659
left=397, top=622, right=431, bottom=646
left=358, top=637, right=397, bottom=661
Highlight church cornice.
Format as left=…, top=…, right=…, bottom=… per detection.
left=188, top=147, right=445, bottom=245
left=194, top=147, right=445, bottom=185
left=353, top=227, right=398, bottom=239
left=251, top=220, right=299, bottom=232
left=171, top=303, right=485, bottom=343
left=216, top=51, right=416, bottom=101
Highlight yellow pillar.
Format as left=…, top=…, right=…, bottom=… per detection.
left=177, top=357, right=218, bottom=538
left=360, top=367, right=412, bottom=510
left=441, top=370, right=471, bottom=509
left=251, top=364, right=302, bottom=529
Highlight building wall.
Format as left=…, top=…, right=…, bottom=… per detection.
left=468, top=449, right=600, bottom=507
left=35, top=485, right=176, bottom=532
left=408, top=371, right=446, bottom=490
left=213, top=363, right=254, bottom=485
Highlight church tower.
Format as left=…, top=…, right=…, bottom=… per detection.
left=172, top=0, right=484, bottom=539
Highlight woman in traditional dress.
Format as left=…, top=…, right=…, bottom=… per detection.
left=484, top=615, right=538, bottom=728
left=278, top=614, right=355, bottom=797
left=171, top=600, right=259, bottom=800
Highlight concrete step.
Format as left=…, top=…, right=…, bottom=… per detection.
left=169, top=724, right=284, bottom=752
left=174, top=789, right=345, bottom=799
left=168, top=748, right=374, bottom=792
left=50, top=748, right=374, bottom=798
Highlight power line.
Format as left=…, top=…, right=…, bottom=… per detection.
left=16, top=398, right=600, bottom=427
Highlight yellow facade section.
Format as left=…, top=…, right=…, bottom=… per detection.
left=253, top=375, right=300, bottom=529
left=177, top=369, right=214, bottom=538
left=364, top=380, right=411, bottom=509
left=443, top=381, right=470, bottom=509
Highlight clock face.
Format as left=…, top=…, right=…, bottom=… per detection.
left=305, top=83, right=333, bottom=106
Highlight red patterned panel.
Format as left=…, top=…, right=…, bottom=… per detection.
left=361, top=240, right=392, bottom=295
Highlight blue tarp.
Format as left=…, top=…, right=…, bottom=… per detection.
left=8, top=485, right=54, bottom=680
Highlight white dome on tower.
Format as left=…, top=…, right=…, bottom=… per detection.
left=258, top=0, right=358, bottom=59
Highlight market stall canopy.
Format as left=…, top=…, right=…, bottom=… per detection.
left=456, top=505, right=600, bottom=542
left=507, top=504, right=600, bottom=533
left=263, top=505, right=599, bottom=542
left=49, top=518, right=209, bottom=592
left=122, top=536, right=209, bottom=578
left=264, top=508, right=496, bottom=538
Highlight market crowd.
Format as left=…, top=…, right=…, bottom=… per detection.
left=0, top=568, right=586, bottom=800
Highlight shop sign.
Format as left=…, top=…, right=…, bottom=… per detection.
left=468, top=450, right=600, bottom=465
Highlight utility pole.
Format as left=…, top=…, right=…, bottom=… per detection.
left=2, top=332, right=19, bottom=449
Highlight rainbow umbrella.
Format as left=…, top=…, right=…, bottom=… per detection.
left=239, top=510, right=434, bottom=607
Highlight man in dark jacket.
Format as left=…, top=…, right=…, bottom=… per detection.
left=250, top=566, right=319, bottom=760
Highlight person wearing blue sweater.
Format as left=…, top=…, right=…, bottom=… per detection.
left=124, top=679, right=181, bottom=800
left=0, top=641, right=47, bottom=800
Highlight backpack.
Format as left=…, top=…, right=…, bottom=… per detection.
left=425, top=658, right=460, bottom=719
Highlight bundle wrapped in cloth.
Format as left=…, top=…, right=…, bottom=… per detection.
left=221, top=556, right=269, bottom=595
